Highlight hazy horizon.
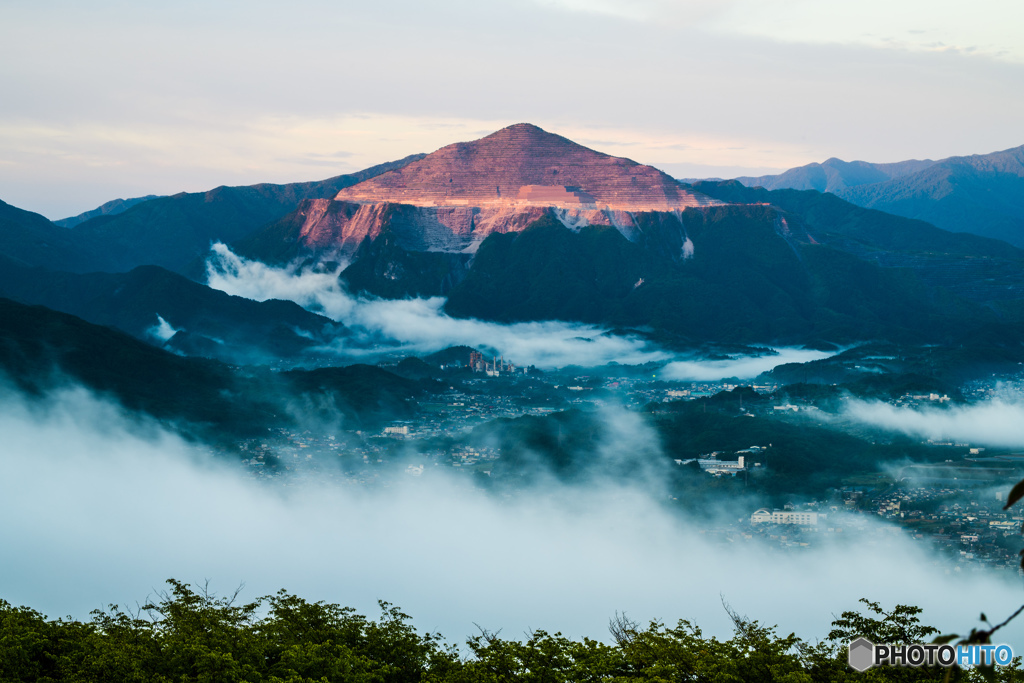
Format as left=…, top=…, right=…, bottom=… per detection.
left=2, top=0, right=1022, bottom=219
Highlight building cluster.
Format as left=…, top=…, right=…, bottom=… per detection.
left=469, top=351, right=523, bottom=376
left=739, top=485, right=1024, bottom=574
left=895, top=392, right=951, bottom=405
left=866, top=486, right=1023, bottom=572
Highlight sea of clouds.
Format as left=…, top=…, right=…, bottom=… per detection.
left=2, top=384, right=1021, bottom=647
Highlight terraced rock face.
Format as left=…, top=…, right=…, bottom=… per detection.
left=335, top=123, right=718, bottom=210
left=290, top=199, right=552, bottom=255
left=283, top=198, right=678, bottom=256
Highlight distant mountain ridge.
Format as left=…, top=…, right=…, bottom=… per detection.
left=0, top=154, right=425, bottom=275
left=690, top=180, right=1024, bottom=305
left=0, top=198, right=127, bottom=273
left=735, top=157, right=938, bottom=193
left=54, top=195, right=162, bottom=228
left=71, top=154, right=428, bottom=274
left=735, top=144, right=1024, bottom=246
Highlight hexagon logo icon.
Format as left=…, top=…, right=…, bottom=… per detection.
left=848, top=637, right=875, bottom=672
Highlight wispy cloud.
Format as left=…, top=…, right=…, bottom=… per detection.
left=205, top=244, right=670, bottom=368
left=661, top=348, right=834, bottom=381
left=205, top=245, right=846, bottom=374
left=705, top=0, right=1024, bottom=63
left=532, top=0, right=729, bottom=25
left=845, top=397, right=1024, bottom=449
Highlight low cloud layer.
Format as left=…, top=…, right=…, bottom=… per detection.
left=206, top=245, right=835, bottom=376
left=207, top=244, right=669, bottom=368
left=1, top=385, right=1021, bottom=647
left=661, top=348, right=834, bottom=381
left=845, top=397, right=1024, bottom=449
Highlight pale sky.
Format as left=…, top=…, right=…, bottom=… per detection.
left=2, top=0, right=1022, bottom=219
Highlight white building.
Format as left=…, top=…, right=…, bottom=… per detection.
left=750, top=509, right=821, bottom=526
left=697, top=454, right=746, bottom=475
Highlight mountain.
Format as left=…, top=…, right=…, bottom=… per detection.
left=54, top=195, right=162, bottom=228
left=689, top=180, right=1024, bottom=305
left=735, top=145, right=1024, bottom=247
left=0, top=155, right=425, bottom=275
left=226, top=124, right=1024, bottom=345
left=0, top=297, right=272, bottom=436
left=736, top=157, right=938, bottom=193
left=233, top=124, right=719, bottom=268
left=14, top=121, right=1022, bottom=351
left=443, top=208, right=989, bottom=344
left=335, top=123, right=717, bottom=210
left=73, top=154, right=428, bottom=274
left=0, top=297, right=428, bottom=437
left=0, top=198, right=105, bottom=272
left=0, top=257, right=341, bottom=363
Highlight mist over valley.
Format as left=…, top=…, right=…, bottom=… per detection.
left=3, top=118, right=1024, bottom=676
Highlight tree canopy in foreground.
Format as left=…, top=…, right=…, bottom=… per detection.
left=1, top=580, right=1020, bottom=682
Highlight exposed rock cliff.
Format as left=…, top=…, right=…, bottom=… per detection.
left=272, top=198, right=717, bottom=258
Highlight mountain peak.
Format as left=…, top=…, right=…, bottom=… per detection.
left=491, top=122, right=557, bottom=136
left=335, top=124, right=717, bottom=210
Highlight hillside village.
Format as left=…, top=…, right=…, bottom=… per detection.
left=234, top=352, right=1024, bottom=576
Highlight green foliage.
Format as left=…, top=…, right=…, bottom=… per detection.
left=6, top=585, right=1001, bottom=682
left=828, top=600, right=939, bottom=645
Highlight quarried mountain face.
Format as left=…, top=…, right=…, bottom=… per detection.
left=237, top=124, right=722, bottom=262
left=259, top=197, right=698, bottom=260
left=282, top=198, right=552, bottom=256
left=334, top=123, right=718, bottom=211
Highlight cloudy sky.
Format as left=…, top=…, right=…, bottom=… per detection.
left=2, top=0, right=1022, bottom=219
